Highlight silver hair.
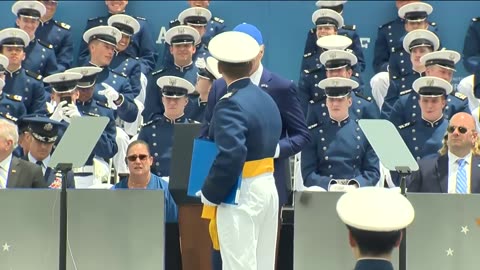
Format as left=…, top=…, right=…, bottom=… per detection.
left=0, top=119, right=18, bottom=150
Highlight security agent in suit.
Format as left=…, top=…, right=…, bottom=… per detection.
left=44, top=71, right=118, bottom=188
left=389, top=50, right=469, bottom=126
left=397, top=76, right=452, bottom=162
left=138, top=76, right=196, bottom=178
left=303, top=1, right=365, bottom=74
left=162, top=7, right=211, bottom=70
left=12, top=1, right=58, bottom=77
left=185, top=56, right=220, bottom=122
left=143, top=26, right=200, bottom=122
left=0, top=56, right=26, bottom=119
left=408, top=112, right=480, bottom=193
left=371, top=2, right=439, bottom=110
left=77, top=0, right=158, bottom=75
left=0, top=118, right=45, bottom=189
left=304, top=39, right=380, bottom=123
left=336, top=187, right=415, bottom=270
left=300, top=8, right=365, bottom=95
left=36, top=0, right=73, bottom=72
left=198, top=31, right=282, bottom=270
left=381, top=29, right=439, bottom=118
left=462, top=16, right=480, bottom=74
left=301, top=77, right=380, bottom=191
left=22, top=116, right=75, bottom=188
left=0, top=28, right=48, bottom=115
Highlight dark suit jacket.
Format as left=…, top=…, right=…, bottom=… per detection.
left=6, top=157, right=46, bottom=188
left=201, top=68, right=311, bottom=205
left=407, top=154, right=480, bottom=193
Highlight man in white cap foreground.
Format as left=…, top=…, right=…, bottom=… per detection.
left=197, top=31, right=282, bottom=270
left=336, top=187, right=415, bottom=270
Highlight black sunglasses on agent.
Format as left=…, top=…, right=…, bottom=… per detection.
left=126, top=154, right=149, bottom=162
left=447, top=126, right=469, bottom=134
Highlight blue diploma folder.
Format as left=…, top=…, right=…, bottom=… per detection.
left=187, top=138, right=241, bottom=205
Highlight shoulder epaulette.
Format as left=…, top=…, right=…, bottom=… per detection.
left=37, top=39, right=53, bottom=49
left=85, top=112, right=100, bottom=117
left=453, top=91, right=467, bottom=100
left=354, top=91, right=373, bottom=102
left=398, top=121, right=413, bottom=129
left=308, top=123, right=318, bottom=130
left=96, top=100, right=110, bottom=108
left=379, top=19, right=395, bottom=29
left=303, top=66, right=322, bottom=74
left=0, top=112, right=18, bottom=123
left=169, top=19, right=181, bottom=28
left=110, top=69, right=127, bottom=78
left=142, top=117, right=161, bottom=127
left=429, top=21, right=437, bottom=27
left=54, top=20, right=71, bottom=30
left=309, top=28, right=315, bottom=34
left=304, top=52, right=313, bottom=58
left=343, top=24, right=356, bottom=31
left=135, top=16, right=146, bottom=21
left=400, top=89, right=412, bottom=96
left=25, top=70, right=42, bottom=80
left=220, top=92, right=234, bottom=100
left=5, top=93, right=23, bottom=102
left=187, top=119, right=200, bottom=124
left=473, top=17, right=480, bottom=22
left=88, top=17, right=101, bottom=21
left=213, top=17, right=224, bottom=24
left=151, top=68, right=165, bottom=76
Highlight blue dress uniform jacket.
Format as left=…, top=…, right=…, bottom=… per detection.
left=142, top=64, right=199, bottom=121
left=0, top=92, right=26, bottom=119
left=298, top=65, right=366, bottom=116
left=78, top=14, right=158, bottom=74
left=74, top=99, right=118, bottom=165
left=302, top=26, right=365, bottom=73
left=138, top=115, right=195, bottom=177
left=92, top=66, right=139, bottom=123
left=381, top=72, right=422, bottom=118
left=353, top=259, right=394, bottom=270
left=4, top=68, right=47, bottom=115
left=202, top=70, right=311, bottom=206
left=185, top=94, right=207, bottom=122
left=388, top=90, right=470, bottom=127
left=301, top=117, right=380, bottom=190
left=161, top=40, right=210, bottom=70
left=201, top=78, right=282, bottom=204
left=373, top=18, right=438, bottom=73
left=113, top=173, right=179, bottom=223
left=407, top=154, right=480, bottom=193
left=109, top=51, right=142, bottom=100
left=462, top=17, right=480, bottom=73
left=203, top=16, right=226, bottom=46
left=36, top=19, right=73, bottom=72
left=23, top=39, right=58, bottom=77
left=398, top=116, right=448, bottom=161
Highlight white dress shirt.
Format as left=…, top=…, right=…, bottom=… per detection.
left=28, top=153, right=51, bottom=175
left=447, top=151, right=472, bottom=194
left=0, top=154, right=13, bottom=188
left=250, top=63, right=263, bottom=87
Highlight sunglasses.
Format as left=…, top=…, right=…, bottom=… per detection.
left=126, top=154, right=149, bottom=162
left=447, top=126, right=469, bottom=134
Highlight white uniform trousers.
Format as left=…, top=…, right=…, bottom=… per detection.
left=216, top=173, right=278, bottom=270
left=112, top=127, right=130, bottom=175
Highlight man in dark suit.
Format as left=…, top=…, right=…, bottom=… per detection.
left=0, top=118, right=45, bottom=189
left=408, top=112, right=480, bottom=193
left=22, top=116, right=75, bottom=188
left=337, top=187, right=415, bottom=270
left=201, top=23, right=311, bottom=270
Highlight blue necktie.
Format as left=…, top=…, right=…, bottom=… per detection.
left=456, top=159, right=467, bottom=194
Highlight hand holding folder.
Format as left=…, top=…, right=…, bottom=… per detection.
left=187, top=138, right=241, bottom=205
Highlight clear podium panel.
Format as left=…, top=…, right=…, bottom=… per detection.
left=66, top=190, right=165, bottom=270
left=407, top=193, right=480, bottom=270
left=0, top=190, right=60, bottom=270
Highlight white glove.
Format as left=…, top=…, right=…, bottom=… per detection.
left=49, top=100, right=66, bottom=122
left=195, top=190, right=218, bottom=206
left=63, top=103, right=81, bottom=123
left=98, top=82, right=120, bottom=110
